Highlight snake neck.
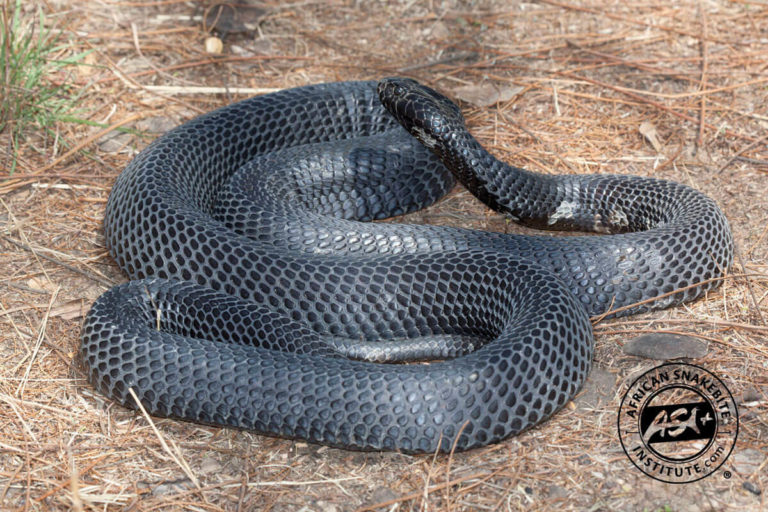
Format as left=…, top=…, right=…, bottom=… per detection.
left=433, top=128, right=561, bottom=228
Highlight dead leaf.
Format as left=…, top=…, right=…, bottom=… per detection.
left=453, top=83, right=524, bottom=107
left=26, top=277, right=58, bottom=293
left=50, top=300, right=88, bottom=320
left=98, top=132, right=133, bottom=153
left=639, top=121, right=663, bottom=153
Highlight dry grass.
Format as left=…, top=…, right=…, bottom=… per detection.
left=1, top=0, right=766, bottom=510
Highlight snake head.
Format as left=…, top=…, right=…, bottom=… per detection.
left=378, top=77, right=465, bottom=151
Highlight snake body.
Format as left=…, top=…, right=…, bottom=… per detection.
left=80, top=78, right=733, bottom=453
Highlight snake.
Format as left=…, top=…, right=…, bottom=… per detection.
left=80, top=78, right=733, bottom=453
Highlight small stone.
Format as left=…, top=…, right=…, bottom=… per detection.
left=743, top=481, right=761, bottom=495
left=741, top=387, right=763, bottom=404
left=230, top=44, right=254, bottom=57
left=205, top=36, right=223, bottom=54
left=547, top=484, right=568, bottom=498
left=622, top=333, right=709, bottom=360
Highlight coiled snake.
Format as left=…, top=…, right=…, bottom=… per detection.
left=80, top=78, right=733, bottom=453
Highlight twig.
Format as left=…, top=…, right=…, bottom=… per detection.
left=68, top=449, right=84, bottom=512
left=594, top=318, right=768, bottom=335
left=539, top=0, right=746, bottom=46
left=591, top=274, right=746, bottom=323
left=735, top=156, right=768, bottom=166
left=746, top=222, right=768, bottom=259
left=555, top=71, right=756, bottom=143
left=16, top=286, right=59, bottom=398
left=140, top=85, right=283, bottom=95
left=29, top=114, right=146, bottom=176
left=95, top=55, right=312, bottom=85
left=0, top=235, right=116, bottom=288
left=735, top=246, right=766, bottom=325
left=127, top=388, right=203, bottom=491
left=79, top=35, right=207, bottom=115
left=697, top=2, right=709, bottom=152
left=355, top=471, right=495, bottom=512
left=716, top=134, right=768, bottom=173
left=0, top=197, right=53, bottom=284
left=398, top=52, right=477, bottom=73
left=565, top=41, right=702, bottom=86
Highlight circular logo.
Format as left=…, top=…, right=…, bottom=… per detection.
left=617, top=363, right=738, bottom=483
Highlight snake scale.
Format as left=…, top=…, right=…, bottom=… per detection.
left=80, top=78, right=733, bottom=453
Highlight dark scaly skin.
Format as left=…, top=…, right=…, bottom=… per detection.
left=378, top=78, right=733, bottom=313
left=80, top=79, right=733, bottom=453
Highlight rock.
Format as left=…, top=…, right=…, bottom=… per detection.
left=204, top=36, right=223, bottom=54
left=547, top=484, right=568, bottom=499
left=622, top=333, right=708, bottom=360
left=741, top=386, right=764, bottom=404
left=204, top=3, right=265, bottom=35
left=230, top=44, right=253, bottom=57
left=742, top=481, right=761, bottom=495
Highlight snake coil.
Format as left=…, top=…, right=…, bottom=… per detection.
left=80, top=78, right=733, bottom=453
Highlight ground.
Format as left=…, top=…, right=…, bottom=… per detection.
left=0, top=0, right=766, bottom=510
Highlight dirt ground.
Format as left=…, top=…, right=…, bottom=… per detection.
left=1, top=0, right=766, bottom=510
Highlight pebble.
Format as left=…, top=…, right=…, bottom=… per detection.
left=742, top=481, right=761, bottom=495
left=205, top=36, right=223, bottom=54
left=547, top=484, right=568, bottom=499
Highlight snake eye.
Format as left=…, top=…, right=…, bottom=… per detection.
left=394, top=85, right=406, bottom=96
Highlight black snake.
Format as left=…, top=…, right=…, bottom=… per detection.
left=80, top=78, right=733, bottom=453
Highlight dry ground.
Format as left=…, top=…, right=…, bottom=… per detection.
left=1, top=0, right=767, bottom=510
